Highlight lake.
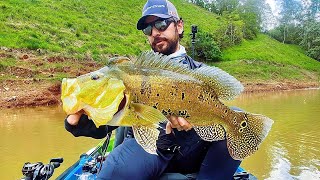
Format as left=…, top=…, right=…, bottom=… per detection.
left=0, top=89, right=319, bottom=179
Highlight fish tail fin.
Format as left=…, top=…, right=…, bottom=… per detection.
left=226, top=112, right=273, bottom=160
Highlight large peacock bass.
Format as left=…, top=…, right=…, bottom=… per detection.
left=61, top=51, right=273, bottom=160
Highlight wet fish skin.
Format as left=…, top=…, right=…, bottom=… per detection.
left=61, top=51, right=273, bottom=160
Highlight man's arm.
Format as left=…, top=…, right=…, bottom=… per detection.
left=65, top=112, right=117, bottom=139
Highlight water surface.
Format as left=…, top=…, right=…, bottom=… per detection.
left=0, top=106, right=100, bottom=179
left=226, top=89, right=320, bottom=179
left=0, top=89, right=319, bottom=179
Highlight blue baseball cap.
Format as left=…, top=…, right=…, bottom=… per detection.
left=137, top=0, right=179, bottom=30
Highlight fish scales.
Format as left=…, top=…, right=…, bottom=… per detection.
left=61, top=51, right=273, bottom=160
left=121, top=72, right=226, bottom=125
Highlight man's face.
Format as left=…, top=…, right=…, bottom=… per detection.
left=144, top=16, right=183, bottom=55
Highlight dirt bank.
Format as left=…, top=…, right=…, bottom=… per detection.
left=0, top=79, right=318, bottom=109
left=243, top=81, right=319, bottom=93
left=0, top=47, right=104, bottom=108
left=0, top=80, right=61, bottom=108
left=0, top=48, right=319, bottom=109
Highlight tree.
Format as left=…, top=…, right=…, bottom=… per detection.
left=300, top=20, right=320, bottom=61
left=193, top=31, right=222, bottom=62
left=260, top=1, right=277, bottom=32
left=278, top=0, right=303, bottom=43
left=237, top=0, right=265, bottom=39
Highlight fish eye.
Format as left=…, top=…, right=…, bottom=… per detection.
left=91, top=74, right=100, bottom=80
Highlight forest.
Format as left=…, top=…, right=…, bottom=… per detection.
left=188, top=0, right=320, bottom=61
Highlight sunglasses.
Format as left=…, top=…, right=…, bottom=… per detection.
left=142, top=18, right=176, bottom=36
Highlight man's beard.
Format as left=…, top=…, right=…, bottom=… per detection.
left=151, top=31, right=179, bottom=55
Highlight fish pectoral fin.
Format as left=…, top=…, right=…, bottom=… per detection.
left=226, top=112, right=274, bottom=160
left=132, top=125, right=159, bottom=155
left=193, top=124, right=226, bottom=141
left=131, top=103, right=168, bottom=125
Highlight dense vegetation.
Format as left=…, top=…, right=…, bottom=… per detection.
left=189, top=0, right=320, bottom=61
left=0, top=0, right=319, bottom=83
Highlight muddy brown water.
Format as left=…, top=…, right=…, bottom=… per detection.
left=1, top=89, right=319, bottom=179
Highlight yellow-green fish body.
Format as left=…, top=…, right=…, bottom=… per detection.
left=61, top=51, right=273, bottom=160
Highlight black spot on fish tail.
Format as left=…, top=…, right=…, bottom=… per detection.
left=181, top=92, right=185, bottom=100
left=233, top=116, right=237, bottom=125
left=244, top=113, right=249, bottom=120
left=241, top=121, right=247, bottom=128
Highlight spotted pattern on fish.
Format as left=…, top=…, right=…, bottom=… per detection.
left=132, top=125, right=159, bottom=155
left=140, top=77, right=152, bottom=98
left=226, top=112, right=272, bottom=160
left=61, top=51, right=274, bottom=160
left=193, top=124, right=226, bottom=141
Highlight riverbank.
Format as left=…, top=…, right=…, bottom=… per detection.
left=0, top=48, right=319, bottom=109
left=0, top=78, right=318, bottom=109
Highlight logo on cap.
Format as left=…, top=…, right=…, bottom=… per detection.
left=143, top=5, right=166, bottom=15
left=169, top=11, right=177, bottom=16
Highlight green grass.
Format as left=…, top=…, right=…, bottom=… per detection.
left=0, top=57, right=16, bottom=71
left=0, top=0, right=319, bottom=83
left=212, top=34, right=320, bottom=82
left=0, top=0, right=222, bottom=60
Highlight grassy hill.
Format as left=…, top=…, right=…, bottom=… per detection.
left=213, top=34, right=320, bottom=82
left=0, top=0, right=319, bottom=84
left=0, top=0, right=221, bottom=59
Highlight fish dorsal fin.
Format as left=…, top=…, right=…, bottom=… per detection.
left=134, top=51, right=244, bottom=100
left=108, top=56, right=132, bottom=66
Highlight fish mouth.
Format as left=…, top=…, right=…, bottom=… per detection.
left=116, top=93, right=127, bottom=114
left=108, top=93, right=129, bottom=126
